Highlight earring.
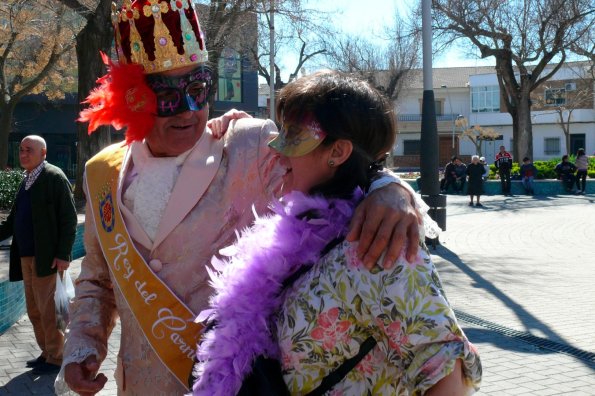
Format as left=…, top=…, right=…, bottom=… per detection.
left=328, top=159, right=335, bottom=167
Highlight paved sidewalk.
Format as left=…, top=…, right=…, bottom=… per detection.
left=1, top=193, right=594, bottom=395
left=432, top=193, right=595, bottom=395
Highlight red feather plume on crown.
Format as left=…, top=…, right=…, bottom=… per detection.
left=78, top=52, right=157, bottom=144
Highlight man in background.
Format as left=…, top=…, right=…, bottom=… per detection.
left=495, top=145, right=513, bottom=196
left=555, top=155, right=577, bottom=193
left=442, top=156, right=466, bottom=194
left=0, top=135, right=77, bottom=375
left=520, top=157, right=537, bottom=195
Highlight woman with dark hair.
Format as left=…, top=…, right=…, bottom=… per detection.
left=192, top=71, right=481, bottom=395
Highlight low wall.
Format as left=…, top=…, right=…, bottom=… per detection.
left=404, top=179, right=594, bottom=195
left=0, top=223, right=86, bottom=334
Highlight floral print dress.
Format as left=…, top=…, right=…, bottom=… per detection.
left=276, top=242, right=482, bottom=395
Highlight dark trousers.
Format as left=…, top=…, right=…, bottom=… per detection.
left=499, top=169, right=511, bottom=194
left=561, top=174, right=575, bottom=191
left=443, top=176, right=465, bottom=193
left=576, top=170, right=587, bottom=192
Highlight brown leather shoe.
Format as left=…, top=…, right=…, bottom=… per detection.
left=25, top=355, right=46, bottom=368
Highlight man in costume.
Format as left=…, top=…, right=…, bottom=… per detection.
left=0, top=135, right=77, bottom=375
left=59, top=1, right=422, bottom=395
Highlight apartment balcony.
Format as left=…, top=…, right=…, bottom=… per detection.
left=397, top=113, right=463, bottom=122
left=397, top=113, right=464, bottom=133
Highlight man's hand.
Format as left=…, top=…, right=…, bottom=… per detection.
left=207, top=109, right=252, bottom=139
left=52, top=258, right=70, bottom=271
left=346, top=183, right=421, bottom=269
left=64, top=356, right=107, bottom=396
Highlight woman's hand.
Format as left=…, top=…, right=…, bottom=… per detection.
left=207, top=109, right=252, bottom=139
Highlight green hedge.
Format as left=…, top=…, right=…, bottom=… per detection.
left=0, top=170, right=25, bottom=210
left=488, top=156, right=595, bottom=180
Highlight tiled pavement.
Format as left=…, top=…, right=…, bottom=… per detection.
left=1, top=193, right=594, bottom=395
left=433, top=193, right=595, bottom=395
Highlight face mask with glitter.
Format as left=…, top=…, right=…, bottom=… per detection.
left=146, top=65, right=212, bottom=117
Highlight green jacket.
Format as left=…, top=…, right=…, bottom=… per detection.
left=0, top=162, right=77, bottom=281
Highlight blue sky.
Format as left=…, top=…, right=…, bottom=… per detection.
left=273, top=0, right=495, bottom=82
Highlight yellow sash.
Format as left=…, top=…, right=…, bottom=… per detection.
left=86, top=143, right=202, bottom=390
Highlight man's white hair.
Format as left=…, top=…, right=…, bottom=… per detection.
left=22, top=135, right=47, bottom=149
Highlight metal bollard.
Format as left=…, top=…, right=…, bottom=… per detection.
left=421, top=194, right=447, bottom=249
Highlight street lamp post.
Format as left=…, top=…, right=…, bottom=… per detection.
left=452, top=114, right=464, bottom=152
left=440, top=85, right=460, bottom=151
left=269, top=0, right=275, bottom=122
left=420, top=0, right=447, bottom=236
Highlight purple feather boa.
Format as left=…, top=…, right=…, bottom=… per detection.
left=192, top=190, right=363, bottom=396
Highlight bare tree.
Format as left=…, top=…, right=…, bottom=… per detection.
left=251, top=1, right=330, bottom=89
left=532, top=62, right=594, bottom=153
left=457, top=119, right=502, bottom=158
left=198, top=0, right=331, bottom=97
left=326, top=11, right=420, bottom=101
left=0, top=0, right=79, bottom=169
left=432, top=0, right=594, bottom=161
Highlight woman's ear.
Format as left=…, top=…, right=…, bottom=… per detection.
left=328, top=139, right=353, bottom=166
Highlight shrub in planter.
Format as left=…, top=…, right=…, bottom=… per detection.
left=533, top=160, right=558, bottom=179
left=0, top=169, right=24, bottom=210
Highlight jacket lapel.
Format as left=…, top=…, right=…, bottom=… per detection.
left=152, top=131, right=224, bottom=251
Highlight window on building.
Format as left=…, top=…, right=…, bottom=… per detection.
left=217, top=47, right=242, bottom=102
left=544, top=137, right=561, bottom=155
left=471, top=86, right=500, bottom=113
left=403, top=140, right=421, bottom=155
left=544, top=88, right=566, bottom=106
left=435, top=100, right=443, bottom=116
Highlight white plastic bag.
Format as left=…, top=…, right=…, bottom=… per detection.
left=55, top=271, right=75, bottom=331
left=63, top=270, right=75, bottom=300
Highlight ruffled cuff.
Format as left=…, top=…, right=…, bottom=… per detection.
left=369, top=172, right=442, bottom=239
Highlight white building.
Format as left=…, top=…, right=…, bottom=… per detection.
left=393, top=62, right=595, bottom=167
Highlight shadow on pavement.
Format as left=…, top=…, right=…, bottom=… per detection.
left=434, top=244, right=587, bottom=357
left=444, top=194, right=593, bottom=215
left=1, top=371, right=57, bottom=396
left=463, top=327, right=544, bottom=353
left=480, top=195, right=590, bottom=213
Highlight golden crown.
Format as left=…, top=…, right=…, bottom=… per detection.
left=111, top=0, right=208, bottom=74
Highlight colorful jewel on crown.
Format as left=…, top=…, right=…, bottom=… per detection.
left=112, top=0, right=208, bottom=74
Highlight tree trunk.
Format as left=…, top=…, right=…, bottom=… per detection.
left=73, top=0, right=113, bottom=202
left=563, top=112, right=571, bottom=154
left=516, top=93, right=533, bottom=161
left=511, top=115, right=519, bottom=161
left=0, top=103, right=15, bottom=169
left=476, top=142, right=483, bottom=158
